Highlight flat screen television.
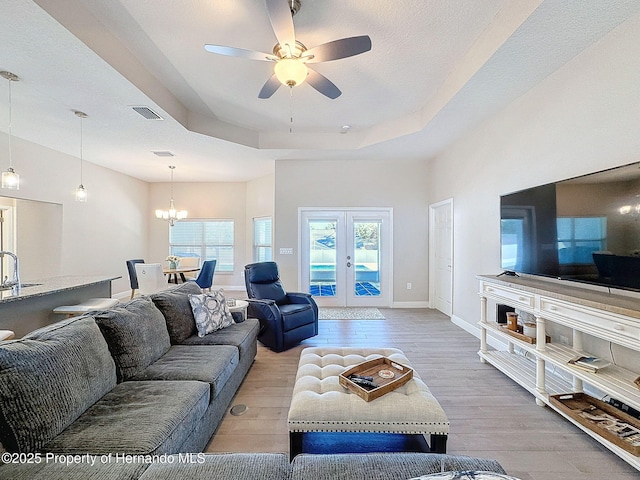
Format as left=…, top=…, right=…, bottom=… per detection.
left=500, top=162, right=640, bottom=291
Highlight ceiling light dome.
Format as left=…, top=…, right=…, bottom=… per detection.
left=274, top=58, right=308, bottom=87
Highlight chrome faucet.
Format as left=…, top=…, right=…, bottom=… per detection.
left=0, top=251, right=20, bottom=290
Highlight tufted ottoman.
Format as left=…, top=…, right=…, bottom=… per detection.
left=287, top=347, right=449, bottom=459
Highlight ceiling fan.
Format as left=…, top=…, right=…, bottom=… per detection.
left=204, top=0, right=372, bottom=99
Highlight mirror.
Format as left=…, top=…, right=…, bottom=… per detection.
left=0, top=196, right=62, bottom=282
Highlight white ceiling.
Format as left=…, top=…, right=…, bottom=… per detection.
left=0, top=0, right=638, bottom=182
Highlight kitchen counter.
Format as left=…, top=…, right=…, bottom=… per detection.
left=0, top=275, right=119, bottom=302
left=0, top=275, right=120, bottom=337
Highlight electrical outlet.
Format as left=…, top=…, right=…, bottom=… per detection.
left=407, top=282, right=412, bottom=290
left=279, top=247, right=293, bottom=255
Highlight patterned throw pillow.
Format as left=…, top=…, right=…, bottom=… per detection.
left=409, top=472, right=520, bottom=480
left=188, top=290, right=235, bottom=337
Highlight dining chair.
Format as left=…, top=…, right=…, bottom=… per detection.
left=134, top=263, right=168, bottom=296
left=126, top=258, right=145, bottom=299
left=177, top=256, right=200, bottom=280
left=191, top=259, right=216, bottom=292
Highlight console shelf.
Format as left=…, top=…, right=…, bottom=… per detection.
left=478, top=274, right=640, bottom=470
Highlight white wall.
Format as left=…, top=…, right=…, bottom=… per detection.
left=0, top=133, right=149, bottom=296
left=0, top=133, right=275, bottom=297
left=148, top=181, right=250, bottom=289
left=245, top=173, right=275, bottom=263
left=274, top=157, right=429, bottom=306
left=427, top=11, right=640, bottom=368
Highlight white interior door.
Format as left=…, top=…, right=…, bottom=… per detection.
left=429, top=199, right=453, bottom=316
left=300, top=209, right=392, bottom=307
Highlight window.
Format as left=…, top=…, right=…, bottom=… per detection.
left=253, top=216, right=272, bottom=262
left=169, top=220, right=234, bottom=272
left=557, top=216, right=607, bottom=264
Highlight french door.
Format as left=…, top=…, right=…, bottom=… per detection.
left=300, top=209, right=392, bottom=307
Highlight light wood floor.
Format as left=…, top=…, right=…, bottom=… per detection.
left=206, top=308, right=639, bottom=479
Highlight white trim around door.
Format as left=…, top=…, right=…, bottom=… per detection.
left=299, top=208, right=393, bottom=307
left=429, top=198, right=453, bottom=316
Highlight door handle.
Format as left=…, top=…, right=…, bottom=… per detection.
left=347, top=262, right=351, bottom=267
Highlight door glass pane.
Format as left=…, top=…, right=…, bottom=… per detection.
left=354, top=222, right=381, bottom=296
left=309, top=220, right=337, bottom=297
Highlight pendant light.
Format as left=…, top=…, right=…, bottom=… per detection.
left=155, top=165, right=187, bottom=226
left=1, top=71, right=20, bottom=190
left=74, top=110, right=88, bottom=202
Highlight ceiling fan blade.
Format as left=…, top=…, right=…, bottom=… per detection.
left=304, top=35, right=372, bottom=63
left=265, top=0, right=296, bottom=52
left=306, top=68, right=341, bottom=99
left=204, top=44, right=275, bottom=61
left=258, top=74, right=282, bottom=99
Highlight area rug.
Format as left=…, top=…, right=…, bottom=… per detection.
left=318, top=307, right=384, bottom=320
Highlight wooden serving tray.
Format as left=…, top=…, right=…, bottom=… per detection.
left=498, top=324, right=550, bottom=344
left=339, top=357, right=413, bottom=402
left=550, top=392, right=640, bottom=456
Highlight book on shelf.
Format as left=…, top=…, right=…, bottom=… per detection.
left=568, top=355, right=611, bottom=373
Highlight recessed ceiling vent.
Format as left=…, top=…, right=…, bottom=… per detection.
left=152, top=151, right=175, bottom=157
left=132, top=106, right=163, bottom=120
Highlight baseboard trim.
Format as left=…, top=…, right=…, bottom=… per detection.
left=113, top=291, right=131, bottom=301
left=391, top=301, right=430, bottom=308
left=450, top=314, right=507, bottom=351
left=220, top=285, right=247, bottom=292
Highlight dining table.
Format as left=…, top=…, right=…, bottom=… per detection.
left=163, top=266, right=200, bottom=284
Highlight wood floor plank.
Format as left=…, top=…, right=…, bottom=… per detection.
left=206, top=308, right=638, bottom=478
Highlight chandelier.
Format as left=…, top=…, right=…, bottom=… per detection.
left=155, top=165, right=187, bottom=226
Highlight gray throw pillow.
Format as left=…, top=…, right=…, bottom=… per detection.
left=150, top=282, right=201, bottom=343
left=94, top=297, right=171, bottom=381
left=189, top=290, right=235, bottom=337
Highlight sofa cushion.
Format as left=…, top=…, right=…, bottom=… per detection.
left=139, top=453, right=291, bottom=480
left=189, top=290, right=235, bottom=337
left=94, top=297, right=171, bottom=382
left=43, top=380, right=209, bottom=455
left=131, top=345, right=239, bottom=399
left=180, top=318, right=259, bottom=360
left=0, top=317, right=117, bottom=452
left=280, top=303, right=314, bottom=331
left=150, top=282, right=201, bottom=344
left=0, top=461, right=149, bottom=480
left=289, top=453, right=507, bottom=480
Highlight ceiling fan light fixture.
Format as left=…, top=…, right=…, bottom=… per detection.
left=274, top=58, right=308, bottom=87
left=204, top=1, right=371, bottom=99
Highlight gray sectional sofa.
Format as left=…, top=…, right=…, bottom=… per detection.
left=0, top=282, right=259, bottom=456
left=0, top=281, right=509, bottom=479
left=0, top=452, right=508, bottom=479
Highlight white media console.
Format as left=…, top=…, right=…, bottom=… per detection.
left=478, top=274, right=640, bottom=469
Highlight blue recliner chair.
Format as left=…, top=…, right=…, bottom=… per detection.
left=244, top=261, right=318, bottom=352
